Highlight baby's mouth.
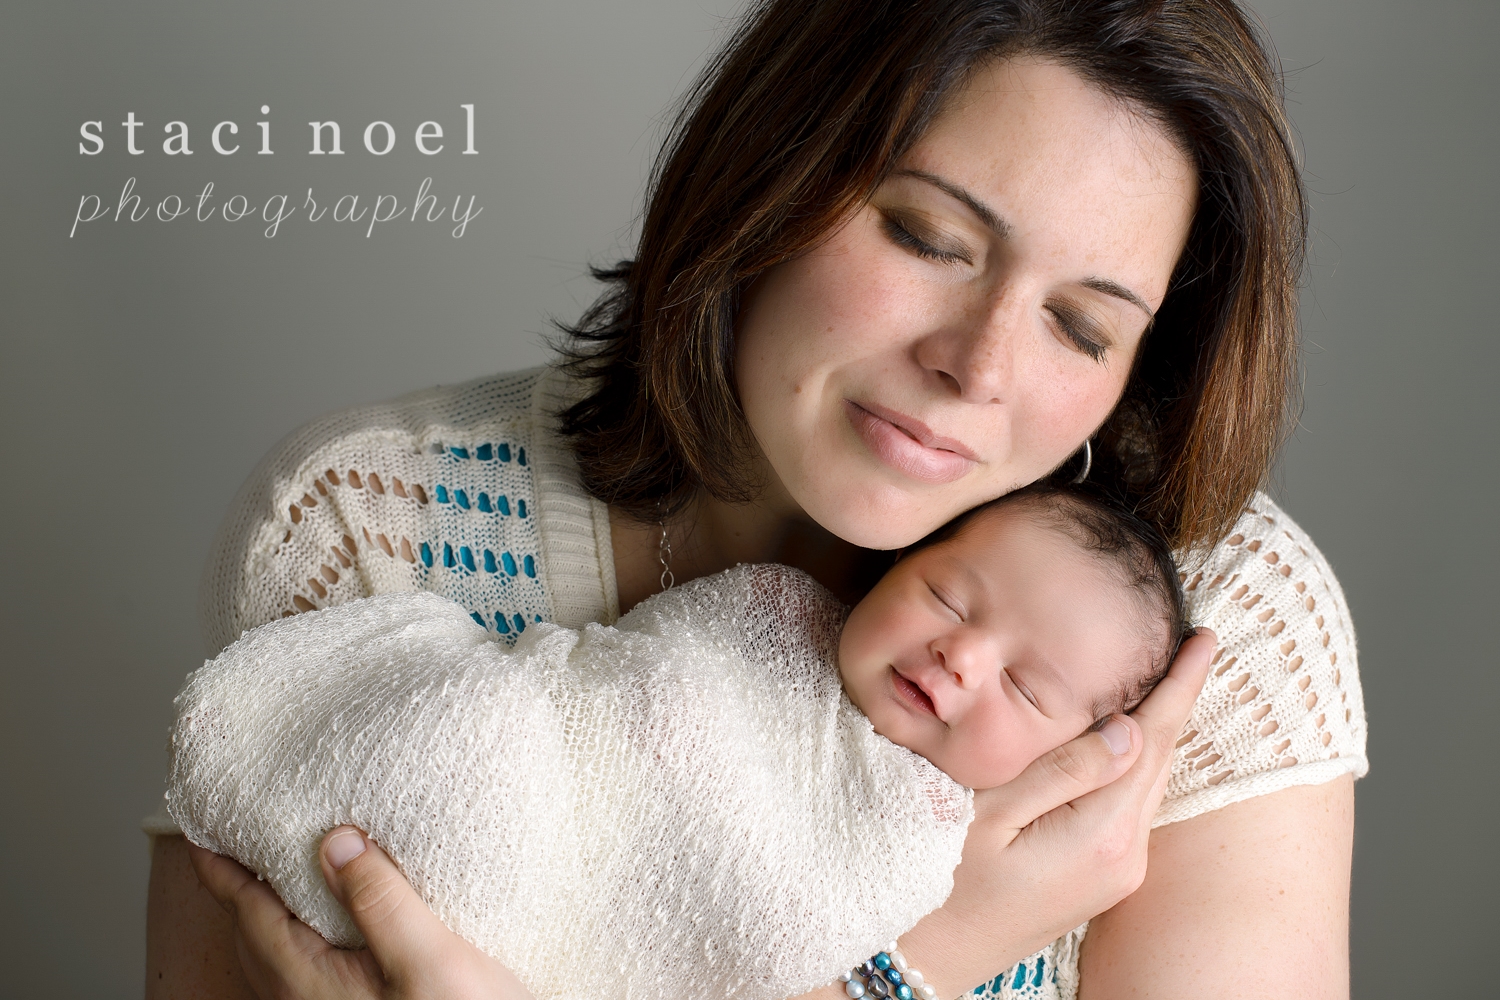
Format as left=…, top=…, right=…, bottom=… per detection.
left=893, top=672, right=937, bottom=716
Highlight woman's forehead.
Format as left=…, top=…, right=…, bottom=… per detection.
left=900, top=56, right=1196, bottom=302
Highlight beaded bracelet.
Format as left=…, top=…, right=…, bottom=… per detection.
left=837, top=943, right=938, bottom=1000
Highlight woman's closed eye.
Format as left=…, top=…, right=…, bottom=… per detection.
left=1045, top=299, right=1109, bottom=363
left=881, top=212, right=974, bottom=267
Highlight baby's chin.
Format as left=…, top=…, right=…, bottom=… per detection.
left=929, top=753, right=1030, bottom=791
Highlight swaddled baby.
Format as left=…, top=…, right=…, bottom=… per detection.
left=167, top=484, right=1189, bottom=1000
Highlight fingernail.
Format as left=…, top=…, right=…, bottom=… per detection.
left=1099, top=718, right=1131, bottom=755
left=325, top=828, right=367, bottom=869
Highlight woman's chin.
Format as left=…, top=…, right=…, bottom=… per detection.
left=794, top=480, right=958, bottom=551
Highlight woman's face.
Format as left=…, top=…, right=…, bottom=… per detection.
left=735, top=56, right=1198, bottom=549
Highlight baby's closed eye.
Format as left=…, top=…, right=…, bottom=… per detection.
left=1004, top=668, right=1040, bottom=710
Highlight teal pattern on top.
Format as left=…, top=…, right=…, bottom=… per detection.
left=407, top=435, right=545, bottom=647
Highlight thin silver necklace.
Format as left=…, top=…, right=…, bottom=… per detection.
left=657, top=503, right=675, bottom=591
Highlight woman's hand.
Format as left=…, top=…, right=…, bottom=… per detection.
left=189, top=827, right=535, bottom=1000
left=894, top=629, right=1216, bottom=998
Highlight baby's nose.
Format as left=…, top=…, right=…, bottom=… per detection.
left=933, top=635, right=989, bottom=690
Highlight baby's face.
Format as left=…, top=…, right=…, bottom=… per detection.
left=838, top=504, right=1150, bottom=789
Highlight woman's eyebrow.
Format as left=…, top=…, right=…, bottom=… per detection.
left=894, top=168, right=1013, bottom=239
left=1080, top=276, right=1156, bottom=321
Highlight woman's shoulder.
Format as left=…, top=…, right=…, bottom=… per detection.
left=272, top=366, right=548, bottom=458
left=1157, top=493, right=1368, bottom=825
left=225, top=368, right=551, bottom=506
left=200, top=366, right=616, bottom=655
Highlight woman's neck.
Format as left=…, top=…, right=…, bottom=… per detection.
left=610, top=492, right=890, bottom=614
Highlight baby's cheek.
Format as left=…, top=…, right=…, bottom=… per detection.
left=961, top=713, right=1047, bottom=789
left=835, top=616, right=881, bottom=710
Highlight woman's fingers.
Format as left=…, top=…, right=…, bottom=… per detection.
left=319, top=826, right=538, bottom=1000
left=978, top=714, right=1142, bottom=833
left=318, top=826, right=450, bottom=984
left=187, top=841, right=283, bottom=924
left=188, top=841, right=374, bottom=1000
left=189, top=833, right=528, bottom=1000
left=1124, top=628, right=1216, bottom=806
left=980, top=628, right=1215, bottom=835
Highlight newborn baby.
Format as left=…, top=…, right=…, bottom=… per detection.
left=168, top=484, right=1188, bottom=1000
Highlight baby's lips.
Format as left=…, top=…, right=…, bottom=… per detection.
left=893, top=667, right=942, bottom=718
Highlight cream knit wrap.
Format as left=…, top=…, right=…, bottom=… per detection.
left=167, top=564, right=972, bottom=1000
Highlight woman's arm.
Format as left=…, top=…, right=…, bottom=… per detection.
left=1068, top=497, right=1361, bottom=999
left=1079, top=775, right=1353, bottom=999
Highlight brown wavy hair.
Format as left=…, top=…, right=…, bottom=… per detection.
left=556, top=0, right=1305, bottom=552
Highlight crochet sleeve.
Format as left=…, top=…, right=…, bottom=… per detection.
left=1154, top=494, right=1368, bottom=827
left=199, top=417, right=400, bottom=656
left=197, top=370, right=566, bottom=656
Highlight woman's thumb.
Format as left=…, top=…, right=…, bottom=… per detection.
left=320, top=826, right=444, bottom=975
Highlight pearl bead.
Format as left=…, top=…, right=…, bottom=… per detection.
left=838, top=972, right=852, bottom=983
left=919, top=985, right=937, bottom=1000
left=845, top=982, right=865, bottom=999
left=891, top=952, right=909, bottom=975
left=904, top=970, right=924, bottom=989
left=887, top=941, right=899, bottom=953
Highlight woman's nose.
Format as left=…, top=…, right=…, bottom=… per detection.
left=913, top=285, right=1027, bottom=403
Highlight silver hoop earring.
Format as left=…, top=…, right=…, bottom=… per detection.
left=1070, top=439, right=1093, bottom=484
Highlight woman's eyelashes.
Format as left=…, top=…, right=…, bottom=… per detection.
left=880, top=213, right=973, bottom=267
left=881, top=208, right=1112, bottom=364
left=1045, top=300, right=1109, bottom=363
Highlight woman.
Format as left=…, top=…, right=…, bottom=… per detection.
left=146, top=1, right=1364, bottom=998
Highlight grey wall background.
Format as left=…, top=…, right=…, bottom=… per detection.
left=0, top=1, right=1493, bottom=997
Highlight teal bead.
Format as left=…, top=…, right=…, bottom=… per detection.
left=896, top=986, right=913, bottom=1000
left=886, top=970, right=904, bottom=986
left=875, top=953, right=892, bottom=971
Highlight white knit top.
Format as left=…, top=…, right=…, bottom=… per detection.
left=149, top=365, right=1367, bottom=1000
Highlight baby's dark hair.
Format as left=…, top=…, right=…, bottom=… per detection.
left=907, top=482, right=1194, bottom=722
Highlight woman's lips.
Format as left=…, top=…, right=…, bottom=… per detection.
left=844, top=400, right=977, bottom=485
left=893, top=672, right=937, bottom=716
